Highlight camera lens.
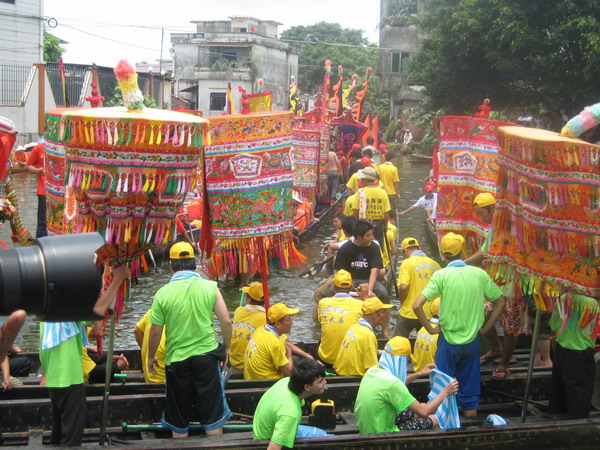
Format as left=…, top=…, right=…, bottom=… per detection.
left=0, top=233, right=105, bottom=321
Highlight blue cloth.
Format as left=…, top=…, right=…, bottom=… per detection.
left=447, top=260, right=467, bottom=267
left=297, top=425, right=333, bottom=438
left=486, top=414, right=507, bottom=426
left=170, top=270, right=201, bottom=282
left=428, top=369, right=461, bottom=429
left=435, top=333, right=480, bottom=411
left=378, top=353, right=408, bottom=383
left=41, top=322, right=80, bottom=350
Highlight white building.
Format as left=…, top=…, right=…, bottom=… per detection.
left=171, top=16, right=298, bottom=116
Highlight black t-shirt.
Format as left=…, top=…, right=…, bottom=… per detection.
left=347, top=161, right=363, bottom=179
left=334, top=241, right=383, bottom=280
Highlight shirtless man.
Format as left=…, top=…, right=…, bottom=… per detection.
left=327, top=150, right=343, bottom=202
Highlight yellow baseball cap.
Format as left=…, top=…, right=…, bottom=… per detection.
left=333, top=270, right=353, bottom=288
left=430, top=298, right=440, bottom=316
left=473, top=192, right=496, bottom=208
left=383, top=336, right=412, bottom=356
left=169, top=242, right=195, bottom=259
left=242, top=282, right=264, bottom=301
left=362, top=297, right=394, bottom=315
left=401, top=237, right=420, bottom=251
left=440, top=232, right=464, bottom=257
left=267, top=303, right=299, bottom=323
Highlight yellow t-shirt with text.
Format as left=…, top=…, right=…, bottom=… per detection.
left=397, top=254, right=441, bottom=319
left=356, top=186, right=391, bottom=221
left=333, top=321, right=378, bottom=376
left=243, top=326, right=288, bottom=380
left=318, top=296, right=364, bottom=364
left=230, top=304, right=266, bottom=369
left=413, top=323, right=439, bottom=372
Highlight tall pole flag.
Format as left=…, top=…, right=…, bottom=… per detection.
left=225, top=82, right=236, bottom=115
left=58, top=56, right=70, bottom=107
left=352, top=67, right=372, bottom=122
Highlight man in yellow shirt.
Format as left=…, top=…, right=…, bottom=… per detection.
left=135, top=309, right=167, bottom=382
left=413, top=298, right=440, bottom=372
left=315, top=270, right=367, bottom=367
left=376, top=151, right=400, bottom=216
left=334, top=297, right=393, bottom=376
left=230, top=282, right=266, bottom=370
left=393, top=238, right=441, bottom=338
left=353, top=167, right=391, bottom=253
left=244, top=303, right=313, bottom=380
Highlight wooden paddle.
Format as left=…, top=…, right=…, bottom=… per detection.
left=298, top=255, right=334, bottom=278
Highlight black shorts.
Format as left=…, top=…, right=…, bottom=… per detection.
left=162, top=353, right=232, bottom=433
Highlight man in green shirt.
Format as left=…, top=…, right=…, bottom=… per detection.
left=549, top=295, right=597, bottom=419
left=40, top=264, right=130, bottom=446
left=355, top=363, right=458, bottom=434
left=413, top=232, right=506, bottom=418
left=253, top=358, right=327, bottom=449
left=148, top=242, right=233, bottom=438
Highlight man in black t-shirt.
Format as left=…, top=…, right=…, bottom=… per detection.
left=334, top=220, right=388, bottom=303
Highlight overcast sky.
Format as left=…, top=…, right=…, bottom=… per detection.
left=44, top=0, right=381, bottom=67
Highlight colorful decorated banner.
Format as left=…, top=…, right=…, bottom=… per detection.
left=44, top=108, right=80, bottom=235
left=59, top=106, right=209, bottom=266
left=487, top=126, right=599, bottom=299
left=436, top=116, right=516, bottom=255
left=200, top=111, right=305, bottom=278
left=291, top=124, right=321, bottom=203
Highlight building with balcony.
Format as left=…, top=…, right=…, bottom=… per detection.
left=378, top=0, right=426, bottom=121
left=171, top=16, right=299, bottom=115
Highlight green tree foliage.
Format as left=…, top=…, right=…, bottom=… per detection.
left=104, top=83, right=158, bottom=108
left=281, top=22, right=389, bottom=123
left=412, top=0, right=600, bottom=117
left=43, top=31, right=64, bottom=62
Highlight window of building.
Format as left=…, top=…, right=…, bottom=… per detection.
left=210, top=92, right=226, bottom=111
left=391, top=53, right=400, bottom=73
left=0, top=0, right=16, bottom=4
left=400, top=52, right=410, bottom=74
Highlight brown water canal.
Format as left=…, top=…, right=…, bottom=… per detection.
left=1, top=156, right=436, bottom=351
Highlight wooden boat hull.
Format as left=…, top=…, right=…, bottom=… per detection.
left=0, top=369, right=552, bottom=433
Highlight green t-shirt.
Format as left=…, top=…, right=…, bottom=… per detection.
left=355, top=366, right=416, bottom=434
left=421, top=264, right=503, bottom=345
left=39, top=322, right=84, bottom=388
left=149, top=276, right=218, bottom=365
left=253, top=377, right=304, bottom=448
left=550, top=304, right=595, bottom=351
left=480, top=226, right=492, bottom=253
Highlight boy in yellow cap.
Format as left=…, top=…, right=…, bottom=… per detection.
left=315, top=270, right=369, bottom=367
left=413, top=298, right=440, bottom=372
left=464, top=192, right=496, bottom=267
left=229, top=282, right=266, bottom=371
left=354, top=336, right=458, bottom=434
left=244, top=303, right=313, bottom=380
left=413, top=232, right=505, bottom=418
left=394, top=237, right=441, bottom=338
left=333, top=297, right=393, bottom=376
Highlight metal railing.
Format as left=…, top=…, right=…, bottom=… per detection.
left=0, top=62, right=35, bottom=106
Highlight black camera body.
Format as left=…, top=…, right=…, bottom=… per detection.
left=0, top=233, right=104, bottom=321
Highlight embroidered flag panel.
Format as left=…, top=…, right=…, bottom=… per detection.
left=488, top=126, right=600, bottom=298
left=291, top=126, right=320, bottom=203
left=44, top=108, right=78, bottom=235
left=428, top=369, right=460, bottom=430
left=436, top=116, right=516, bottom=255
left=201, top=112, right=305, bottom=277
